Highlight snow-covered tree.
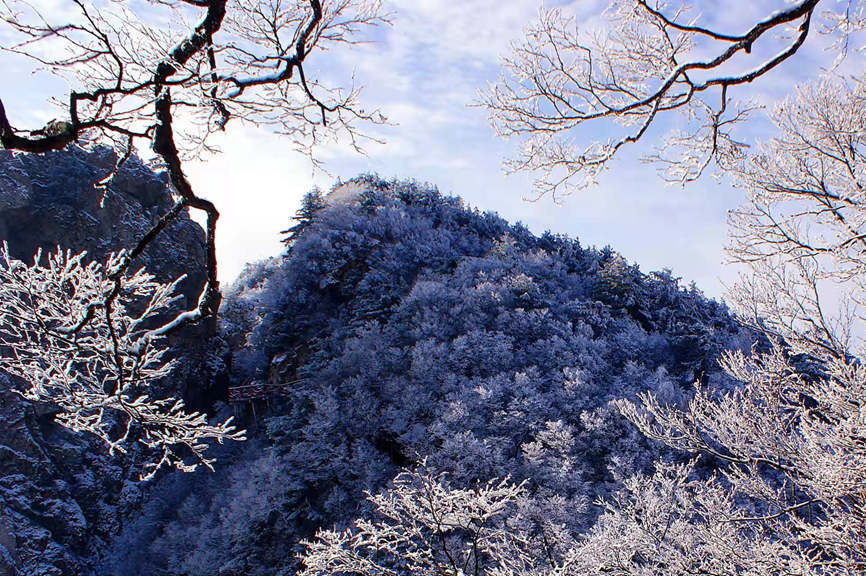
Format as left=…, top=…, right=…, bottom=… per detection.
left=552, top=459, right=813, bottom=576
left=482, top=2, right=866, bottom=574
left=0, top=245, right=243, bottom=479
left=283, top=188, right=328, bottom=248
left=603, top=76, right=866, bottom=576
left=300, top=466, right=541, bottom=576
left=483, top=0, right=862, bottom=198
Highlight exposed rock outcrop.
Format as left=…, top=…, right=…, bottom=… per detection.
left=0, top=147, right=220, bottom=576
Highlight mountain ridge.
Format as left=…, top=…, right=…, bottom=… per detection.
left=107, top=175, right=750, bottom=575
left=0, top=153, right=752, bottom=575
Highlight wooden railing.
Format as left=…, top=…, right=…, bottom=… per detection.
left=227, top=379, right=305, bottom=402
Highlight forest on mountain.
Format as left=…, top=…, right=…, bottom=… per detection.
left=2, top=1, right=866, bottom=575
left=0, top=151, right=750, bottom=574
left=107, top=173, right=755, bottom=575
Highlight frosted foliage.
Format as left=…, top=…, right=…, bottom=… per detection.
left=614, top=342, right=866, bottom=574
left=597, top=80, right=866, bottom=570
left=0, top=246, right=243, bottom=480
left=600, top=79, right=866, bottom=572
left=728, top=79, right=866, bottom=352
left=557, top=460, right=810, bottom=576
left=299, top=462, right=817, bottom=576
left=482, top=0, right=861, bottom=197
left=301, top=467, right=542, bottom=576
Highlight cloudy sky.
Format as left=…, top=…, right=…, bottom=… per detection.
left=0, top=0, right=851, bottom=300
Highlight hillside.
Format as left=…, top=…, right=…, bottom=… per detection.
left=103, top=176, right=752, bottom=575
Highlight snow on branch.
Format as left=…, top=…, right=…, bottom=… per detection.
left=554, top=459, right=809, bottom=575
left=0, top=245, right=244, bottom=480
left=482, top=0, right=831, bottom=198
left=612, top=337, right=866, bottom=573
left=300, top=465, right=540, bottom=576
left=0, top=0, right=390, bottom=337
left=591, top=70, right=866, bottom=576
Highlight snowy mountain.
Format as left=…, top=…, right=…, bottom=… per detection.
left=106, top=176, right=751, bottom=575
left=0, top=155, right=752, bottom=575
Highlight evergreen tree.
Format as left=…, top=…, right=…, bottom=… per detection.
left=282, top=188, right=327, bottom=250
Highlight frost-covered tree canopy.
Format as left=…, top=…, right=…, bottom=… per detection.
left=99, top=176, right=750, bottom=576
left=301, top=466, right=536, bottom=576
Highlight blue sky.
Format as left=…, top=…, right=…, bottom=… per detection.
left=0, top=1, right=851, bottom=300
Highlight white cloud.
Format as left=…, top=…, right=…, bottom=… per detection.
left=184, top=125, right=326, bottom=282
left=3, top=0, right=855, bottom=300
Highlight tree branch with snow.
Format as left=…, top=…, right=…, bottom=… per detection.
left=0, top=245, right=244, bottom=480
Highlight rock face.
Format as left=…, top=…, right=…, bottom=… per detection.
left=0, top=146, right=206, bottom=305
left=0, top=147, right=215, bottom=576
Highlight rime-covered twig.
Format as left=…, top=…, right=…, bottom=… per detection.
left=0, top=245, right=245, bottom=480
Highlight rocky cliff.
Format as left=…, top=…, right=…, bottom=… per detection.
left=0, top=147, right=216, bottom=576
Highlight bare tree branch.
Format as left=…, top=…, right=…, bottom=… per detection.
left=0, top=0, right=388, bottom=336
left=482, top=0, right=828, bottom=197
